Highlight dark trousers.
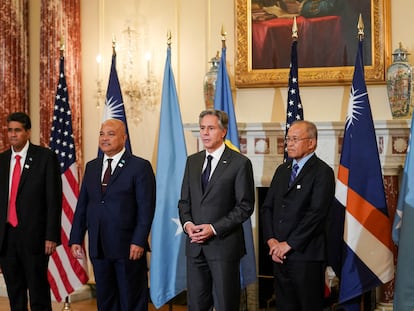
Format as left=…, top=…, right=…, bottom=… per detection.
left=273, top=260, right=325, bottom=311
left=186, top=251, right=240, bottom=311
left=0, top=225, right=52, bottom=311
left=91, top=256, right=148, bottom=311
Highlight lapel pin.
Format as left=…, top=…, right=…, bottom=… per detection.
left=296, top=184, right=301, bottom=189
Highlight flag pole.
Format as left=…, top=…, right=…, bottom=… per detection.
left=59, top=33, right=73, bottom=311
left=62, top=297, right=71, bottom=311
left=167, top=30, right=174, bottom=311
left=357, top=14, right=369, bottom=310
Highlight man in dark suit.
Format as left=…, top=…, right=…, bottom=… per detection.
left=69, top=118, right=156, bottom=311
left=0, top=112, right=62, bottom=311
left=260, top=120, right=335, bottom=311
left=179, top=109, right=255, bottom=311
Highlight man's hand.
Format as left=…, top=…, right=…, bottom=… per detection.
left=188, top=224, right=214, bottom=244
left=267, top=238, right=291, bottom=264
left=70, top=244, right=84, bottom=259
left=130, top=244, right=144, bottom=260
left=45, top=240, right=57, bottom=255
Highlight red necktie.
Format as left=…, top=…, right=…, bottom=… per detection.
left=9, top=155, right=21, bottom=227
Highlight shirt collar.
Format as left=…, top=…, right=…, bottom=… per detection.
left=11, top=140, right=29, bottom=159
left=293, top=152, right=314, bottom=169
left=103, top=148, right=126, bottom=165
left=206, top=142, right=225, bottom=160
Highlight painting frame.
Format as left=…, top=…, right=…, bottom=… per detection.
left=235, top=0, right=391, bottom=87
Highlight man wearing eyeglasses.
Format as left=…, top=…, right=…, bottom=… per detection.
left=260, top=120, right=335, bottom=311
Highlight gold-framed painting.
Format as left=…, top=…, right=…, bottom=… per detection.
left=235, top=0, right=391, bottom=87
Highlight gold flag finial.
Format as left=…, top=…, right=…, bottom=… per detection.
left=221, top=24, right=227, bottom=48
left=357, top=14, right=364, bottom=40
left=292, top=16, right=298, bottom=40
left=167, top=30, right=172, bottom=47
left=112, top=35, right=116, bottom=56
left=59, top=36, right=65, bottom=57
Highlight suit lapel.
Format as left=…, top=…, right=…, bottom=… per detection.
left=18, top=144, right=35, bottom=193
left=286, top=155, right=317, bottom=191
left=102, top=151, right=130, bottom=193
left=196, top=152, right=206, bottom=195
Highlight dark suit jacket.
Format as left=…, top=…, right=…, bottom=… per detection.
left=69, top=151, right=156, bottom=259
left=179, top=146, right=255, bottom=261
left=260, top=154, right=335, bottom=261
left=0, top=143, right=62, bottom=253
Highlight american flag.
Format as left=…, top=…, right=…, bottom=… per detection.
left=48, top=56, right=89, bottom=302
left=284, top=40, right=303, bottom=160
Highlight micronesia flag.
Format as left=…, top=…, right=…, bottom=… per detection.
left=149, top=45, right=187, bottom=308
left=392, top=112, right=414, bottom=311
left=333, top=38, right=394, bottom=309
left=99, top=53, right=132, bottom=156
left=284, top=39, right=303, bottom=161
left=214, top=46, right=257, bottom=288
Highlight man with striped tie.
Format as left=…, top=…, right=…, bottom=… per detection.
left=260, top=120, right=335, bottom=311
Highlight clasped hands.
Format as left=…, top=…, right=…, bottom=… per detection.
left=267, top=238, right=291, bottom=264
left=186, top=223, right=214, bottom=244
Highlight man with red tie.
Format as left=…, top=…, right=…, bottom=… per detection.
left=0, top=112, right=62, bottom=311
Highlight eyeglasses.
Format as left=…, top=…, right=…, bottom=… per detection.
left=285, top=136, right=312, bottom=144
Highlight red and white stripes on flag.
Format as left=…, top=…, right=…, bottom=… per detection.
left=48, top=56, right=89, bottom=302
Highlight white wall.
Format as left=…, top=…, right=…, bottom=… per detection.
left=78, top=0, right=413, bottom=168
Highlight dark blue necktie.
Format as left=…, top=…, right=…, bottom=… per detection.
left=201, top=155, right=213, bottom=193
left=289, top=163, right=299, bottom=187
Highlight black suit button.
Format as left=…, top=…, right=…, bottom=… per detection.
left=279, top=220, right=283, bottom=224
left=101, top=200, right=104, bottom=204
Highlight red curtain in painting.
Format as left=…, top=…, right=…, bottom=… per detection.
left=40, top=0, right=83, bottom=170
left=0, top=0, right=29, bottom=151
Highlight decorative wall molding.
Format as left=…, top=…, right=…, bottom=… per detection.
left=185, top=119, right=411, bottom=186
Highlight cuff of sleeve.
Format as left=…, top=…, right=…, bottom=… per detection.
left=183, top=221, right=193, bottom=233
left=210, top=224, right=217, bottom=236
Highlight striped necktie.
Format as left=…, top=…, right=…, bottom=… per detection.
left=289, top=163, right=299, bottom=187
